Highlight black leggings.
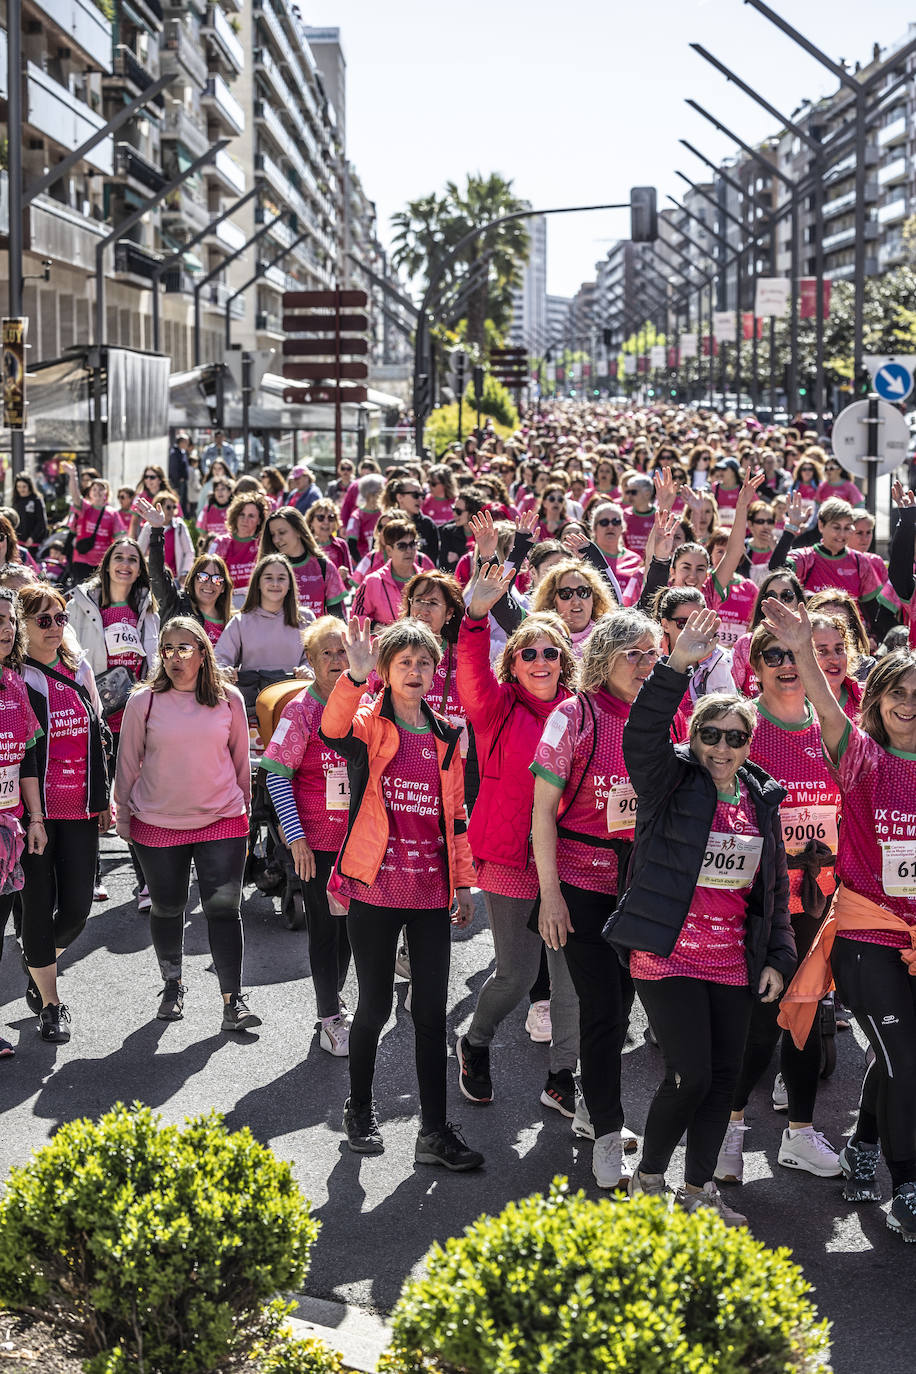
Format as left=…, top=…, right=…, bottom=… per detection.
left=636, top=977, right=754, bottom=1187
left=529, top=943, right=550, bottom=1004
left=133, top=835, right=247, bottom=995
left=304, top=850, right=351, bottom=1020
left=560, top=884, right=633, bottom=1138
left=832, top=937, right=916, bottom=1184
left=732, top=909, right=821, bottom=1121
left=21, top=818, right=98, bottom=967
left=346, top=900, right=451, bottom=1134
left=0, top=892, right=13, bottom=962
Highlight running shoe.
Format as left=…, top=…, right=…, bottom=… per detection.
left=714, top=1121, right=749, bottom=1185
left=592, top=1132, right=632, bottom=1190
left=415, top=1122, right=483, bottom=1172
left=778, top=1127, right=842, bottom=1178
left=835, top=1000, right=852, bottom=1031
left=394, top=945, right=411, bottom=980
left=157, top=979, right=185, bottom=1021
left=21, top=952, right=40, bottom=1016
left=338, top=996, right=353, bottom=1025
left=38, top=1003, right=71, bottom=1044
left=772, top=1072, right=788, bottom=1113
left=570, top=1099, right=638, bottom=1152
left=675, top=1181, right=748, bottom=1227
left=343, top=1097, right=383, bottom=1154
left=887, top=1181, right=916, bottom=1242
left=319, top=1015, right=350, bottom=1057
left=0, top=1037, right=14, bottom=1058
left=540, top=1069, right=576, bottom=1118
left=628, top=1169, right=669, bottom=1200
left=93, top=882, right=109, bottom=902
left=525, top=999, right=552, bottom=1043
left=456, top=1033, right=492, bottom=1104
left=221, top=993, right=262, bottom=1032
left=839, top=1140, right=881, bottom=1203
left=137, top=886, right=152, bottom=914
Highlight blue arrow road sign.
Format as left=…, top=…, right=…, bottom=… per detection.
left=873, top=361, right=913, bottom=402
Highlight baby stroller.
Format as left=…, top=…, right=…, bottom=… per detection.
left=246, top=678, right=310, bottom=930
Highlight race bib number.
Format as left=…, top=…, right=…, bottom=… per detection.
left=698, top=831, right=763, bottom=889
left=716, top=621, right=746, bottom=648
left=781, top=804, right=839, bottom=855
left=880, top=841, right=916, bottom=898
left=326, top=764, right=350, bottom=811
left=606, top=778, right=638, bottom=833
left=0, top=764, right=19, bottom=810
left=104, top=621, right=142, bottom=657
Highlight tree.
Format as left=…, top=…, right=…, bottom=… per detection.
left=391, top=174, right=530, bottom=351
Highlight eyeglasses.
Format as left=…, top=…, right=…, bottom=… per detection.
left=312, top=513, right=334, bottom=522
left=595, top=517, right=622, bottom=528
left=545, top=495, right=564, bottom=504
left=760, top=647, right=796, bottom=667
left=696, top=725, right=751, bottom=748
left=143, top=473, right=160, bottom=482
left=623, top=489, right=639, bottom=499
left=30, top=612, right=68, bottom=629
left=195, top=570, right=225, bottom=585
left=409, top=597, right=445, bottom=610
left=623, top=647, right=661, bottom=666
left=161, top=643, right=199, bottom=660
left=454, top=506, right=467, bottom=516
left=401, top=489, right=423, bottom=498
left=518, top=646, right=561, bottom=662
left=392, top=539, right=418, bottom=553
left=669, top=615, right=691, bottom=630
left=751, top=518, right=775, bottom=526
left=772, top=589, right=798, bottom=604
left=556, top=585, right=593, bottom=602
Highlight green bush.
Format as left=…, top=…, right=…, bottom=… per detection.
left=424, top=404, right=516, bottom=458
left=258, top=1330, right=344, bottom=1373
left=379, top=1179, right=831, bottom=1374
left=465, top=375, right=520, bottom=429
left=0, top=1103, right=318, bottom=1374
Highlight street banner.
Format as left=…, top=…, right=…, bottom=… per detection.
left=713, top=311, right=736, bottom=342
left=701, top=334, right=719, bottom=358
left=754, top=278, right=791, bottom=318
left=680, top=332, right=698, bottom=359
left=799, top=279, right=832, bottom=320
left=2, top=318, right=27, bottom=431
left=582, top=362, right=591, bottom=379
left=609, top=360, right=618, bottom=377
left=667, top=346, right=679, bottom=368
left=623, top=354, right=636, bottom=376
left=742, top=312, right=764, bottom=341
left=650, top=345, right=666, bottom=368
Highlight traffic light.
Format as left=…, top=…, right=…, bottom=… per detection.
left=857, top=368, right=870, bottom=395
left=630, top=187, right=658, bottom=243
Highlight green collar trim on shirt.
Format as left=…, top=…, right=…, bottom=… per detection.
left=887, top=745, right=916, bottom=760
left=109, top=601, right=129, bottom=608
left=394, top=713, right=431, bottom=734
left=307, top=683, right=327, bottom=706
left=812, top=543, right=845, bottom=560
left=203, top=614, right=224, bottom=625
left=756, top=699, right=814, bottom=732
left=716, top=781, right=741, bottom=805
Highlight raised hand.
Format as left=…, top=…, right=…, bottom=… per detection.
left=653, top=464, right=679, bottom=514
left=516, top=507, right=540, bottom=537
left=133, top=496, right=165, bottom=528
left=342, top=617, right=378, bottom=683
left=468, top=509, right=499, bottom=562
left=783, top=491, right=807, bottom=531
left=466, top=561, right=516, bottom=620
left=892, top=480, right=916, bottom=509
left=561, top=526, right=589, bottom=558
left=759, top=596, right=812, bottom=652
left=650, top=509, right=681, bottom=564
left=737, top=467, right=766, bottom=508
left=668, top=607, right=722, bottom=673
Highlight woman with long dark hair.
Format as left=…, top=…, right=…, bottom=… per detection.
left=214, top=554, right=311, bottom=715
left=259, top=505, right=346, bottom=619
left=12, top=475, right=48, bottom=552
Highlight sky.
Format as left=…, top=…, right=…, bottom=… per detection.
left=330, top=0, right=916, bottom=300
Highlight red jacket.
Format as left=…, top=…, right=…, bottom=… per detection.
left=457, top=617, right=571, bottom=870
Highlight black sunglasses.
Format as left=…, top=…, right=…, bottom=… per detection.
left=771, top=589, right=798, bottom=604
left=761, top=647, right=796, bottom=667
left=595, top=516, right=622, bottom=528
left=751, top=518, right=775, bottom=525
left=556, top=585, right=593, bottom=602
left=519, top=646, right=561, bottom=662
left=696, top=725, right=751, bottom=748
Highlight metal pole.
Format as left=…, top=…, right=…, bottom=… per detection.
left=813, top=146, right=826, bottom=427
left=334, top=290, right=343, bottom=464
left=853, top=93, right=866, bottom=402
left=193, top=211, right=284, bottom=365
left=865, top=391, right=879, bottom=517
left=241, top=351, right=251, bottom=468
left=224, top=228, right=309, bottom=348
left=6, top=0, right=24, bottom=476
left=789, top=194, right=800, bottom=418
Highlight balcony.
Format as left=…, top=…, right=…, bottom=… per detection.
left=202, top=5, right=244, bottom=74
left=205, top=147, right=246, bottom=196
left=32, top=0, right=113, bottom=70
left=879, top=234, right=907, bottom=271
left=830, top=257, right=878, bottom=281
left=201, top=74, right=245, bottom=136
left=161, top=19, right=209, bottom=88
left=822, top=181, right=878, bottom=221
left=256, top=310, right=284, bottom=334
left=878, top=115, right=908, bottom=148
left=878, top=196, right=908, bottom=225
left=162, top=182, right=211, bottom=237
left=114, top=240, right=162, bottom=281
left=26, top=192, right=106, bottom=268
left=202, top=282, right=245, bottom=318
left=105, top=44, right=165, bottom=114
left=161, top=102, right=210, bottom=159
left=214, top=217, right=246, bottom=252
left=26, top=62, right=112, bottom=175
left=821, top=220, right=879, bottom=256
left=879, top=156, right=908, bottom=187
left=113, top=141, right=169, bottom=194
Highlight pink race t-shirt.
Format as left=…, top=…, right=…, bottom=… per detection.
left=0, top=670, right=41, bottom=819
left=199, top=504, right=230, bottom=536
left=705, top=574, right=758, bottom=651
left=816, top=480, right=864, bottom=507
left=338, top=722, right=448, bottom=910
left=631, top=786, right=761, bottom=985
left=288, top=554, right=346, bottom=619
left=345, top=508, right=380, bottom=559
left=262, top=685, right=349, bottom=854
left=212, top=534, right=260, bottom=600
left=832, top=723, right=916, bottom=944
left=100, top=603, right=143, bottom=734
left=44, top=664, right=92, bottom=820
left=202, top=616, right=226, bottom=647
left=712, top=484, right=741, bottom=525
left=73, top=502, right=119, bottom=567
left=531, top=688, right=634, bottom=895
left=789, top=545, right=883, bottom=599
left=422, top=495, right=455, bottom=526
left=622, top=508, right=655, bottom=557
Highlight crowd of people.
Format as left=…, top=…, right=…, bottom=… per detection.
left=0, top=401, right=915, bottom=1237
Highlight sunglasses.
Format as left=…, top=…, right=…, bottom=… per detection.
left=696, top=725, right=751, bottom=748
left=454, top=507, right=467, bottom=515
left=623, top=647, right=661, bottom=666
left=669, top=615, right=692, bottom=630
left=312, top=513, right=334, bottom=522
left=161, top=643, right=199, bottom=660
left=195, top=570, right=225, bottom=585
left=30, top=612, right=68, bottom=629
left=518, top=646, right=561, bottom=662
left=161, top=503, right=177, bottom=512
left=760, top=647, right=796, bottom=667
left=751, top=517, right=775, bottom=525
left=556, top=585, right=593, bottom=602
left=143, top=474, right=160, bottom=482
left=401, top=489, right=423, bottom=498
left=595, top=516, right=622, bottom=528
left=771, top=589, right=798, bottom=604
left=392, top=539, right=418, bottom=553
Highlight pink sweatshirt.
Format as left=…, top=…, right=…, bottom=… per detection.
left=114, top=684, right=251, bottom=831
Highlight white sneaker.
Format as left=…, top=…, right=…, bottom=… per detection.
left=319, top=1016, right=350, bottom=1057
left=714, top=1121, right=749, bottom=1185
left=93, top=882, right=109, bottom=902
left=628, top=1169, right=668, bottom=1200
left=592, top=1131, right=632, bottom=1190
left=772, top=1072, right=788, bottom=1113
left=571, top=1099, right=637, bottom=1153
left=337, top=997, right=353, bottom=1025
left=676, top=1181, right=747, bottom=1227
left=778, top=1127, right=842, bottom=1178
left=394, top=945, right=411, bottom=980
left=525, top=999, right=551, bottom=1043
left=137, top=886, right=151, bottom=914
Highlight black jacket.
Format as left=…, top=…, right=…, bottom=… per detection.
left=604, top=661, right=795, bottom=985
left=437, top=521, right=470, bottom=572
left=146, top=526, right=201, bottom=629
left=12, top=492, right=48, bottom=547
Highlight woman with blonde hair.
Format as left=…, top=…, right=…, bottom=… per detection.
left=532, top=558, right=614, bottom=657
left=211, top=490, right=271, bottom=607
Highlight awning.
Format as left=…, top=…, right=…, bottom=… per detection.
left=182, top=251, right=204, bottom=272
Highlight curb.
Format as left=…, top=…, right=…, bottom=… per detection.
left=287, top=1295, right=391, bottom=1372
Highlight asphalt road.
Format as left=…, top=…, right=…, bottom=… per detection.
left=0, top=837, right=913, bottom=1373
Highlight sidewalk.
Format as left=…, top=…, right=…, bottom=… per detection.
left=288, top=1295, right=391, bottom=1372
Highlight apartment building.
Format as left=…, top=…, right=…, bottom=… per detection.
left=508, top=212, right=547, bottom=356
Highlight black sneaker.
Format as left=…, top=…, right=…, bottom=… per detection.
left=157, top=980, right=185, bottom=1021
left=221, top=993, right=262, bottom=1032
left=343, top=1097, right=384, bottom=1154
left=21, top=952, right=40, bottom=1016
left=456, top=1033, right=492, bottom=1104
left=839, top=1140, right=881, bottom=1203
left=540, top=1068, right=576, bottom=1118
left=888, top=1181, right=916, bottom=1242
left=415, top=1122, right=484, bottom=1172
left=38, top=1003, right=71, bottom=1044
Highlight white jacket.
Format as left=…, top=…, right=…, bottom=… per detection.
left=137, top=519, right=195, bottom=581
left=67, top=582, right=160, bottom=678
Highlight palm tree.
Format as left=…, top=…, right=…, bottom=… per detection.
left=391, top=173, right=530, bottom=351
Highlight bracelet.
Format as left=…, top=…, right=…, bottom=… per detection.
left=28, top=818, right=45, bottom=826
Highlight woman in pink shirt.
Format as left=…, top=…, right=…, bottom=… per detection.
left=816, top=458, right=863, bottom=509
left=62, top=463, right=120, bottom=584
left=305, top=499, right=354, bottom=582
left=197, top=477, right=235, bottom=537
left=115, top=616, right=257, bottom=1033
left=211, top=491, right=271, bottom=608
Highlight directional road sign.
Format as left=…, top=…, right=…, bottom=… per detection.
left=863, top=355, right=916, bottom=403
left=830, top=398, right=911, bottom=479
